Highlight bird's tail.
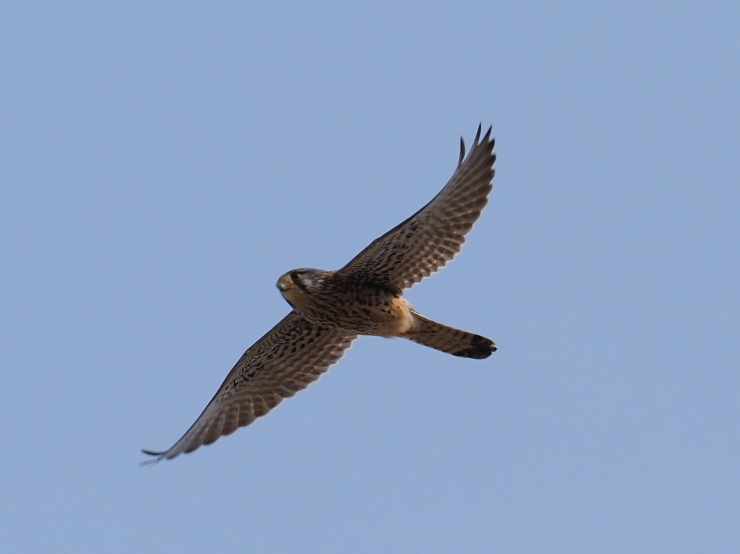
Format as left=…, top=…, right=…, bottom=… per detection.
left=405, top=312, right=496, bottom=359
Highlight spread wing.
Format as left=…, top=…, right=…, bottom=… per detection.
left=338, top=125, right=496, bottom=292
left=142, top=312, right=356, bottom=462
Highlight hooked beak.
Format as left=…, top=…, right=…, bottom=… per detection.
left=277, top=275, right=293, bottom=291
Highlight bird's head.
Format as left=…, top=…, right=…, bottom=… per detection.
left=277, top=268, right=326, bottom=309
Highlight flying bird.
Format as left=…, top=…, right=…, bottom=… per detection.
left=143, top=125, right=497, bottom=462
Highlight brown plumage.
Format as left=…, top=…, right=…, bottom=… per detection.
left=143, top=125, right=497, bottom=462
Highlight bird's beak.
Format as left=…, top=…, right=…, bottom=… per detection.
left=277, top=275, right=292, bottom=291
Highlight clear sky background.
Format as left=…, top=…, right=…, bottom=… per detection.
left=2, top=2, right=739, bottom=553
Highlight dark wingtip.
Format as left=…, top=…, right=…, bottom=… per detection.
left=483, top=124, right=493, bottom=142
left=474, top=123, right=482, bottom=144
left=459, top=124, right=494, bottom=166
left=140, top=448, right=165, bottom=466
left=458, top=136, right=466, bottom=167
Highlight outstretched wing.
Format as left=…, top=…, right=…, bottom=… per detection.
left=142, top=312, right=356, bottom=462
left=338, top=125, right=496, bottom=293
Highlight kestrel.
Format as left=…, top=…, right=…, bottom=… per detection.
left=143, top=125, right=497, bottom=462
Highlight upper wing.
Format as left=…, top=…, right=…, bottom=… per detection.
left=338, top=125, right=496, bottom=292
left=142, top=312, right=356, bottom=462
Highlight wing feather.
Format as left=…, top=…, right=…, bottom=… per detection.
left=142, top=312, right=356, bottom=462
left=338, top=125, right=496, bottom=292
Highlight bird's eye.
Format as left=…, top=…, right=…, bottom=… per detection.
left=290, top=271, right=301, bottom=283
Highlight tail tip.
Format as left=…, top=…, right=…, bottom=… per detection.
left=453, top=335, right=496, bottom=359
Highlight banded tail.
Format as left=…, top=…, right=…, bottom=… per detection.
left=406, top=312, right=496, bottom=359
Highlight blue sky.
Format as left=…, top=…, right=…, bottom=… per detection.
left=2, top=1, right=739, bottom=552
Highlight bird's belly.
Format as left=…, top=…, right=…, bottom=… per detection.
left=300, top=293, right=417, bottom=337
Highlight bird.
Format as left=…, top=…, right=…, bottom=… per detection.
left=142, top=125, right=497, bottom=462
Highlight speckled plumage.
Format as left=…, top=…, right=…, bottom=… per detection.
left=143, top=125, right=497, bottom=462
